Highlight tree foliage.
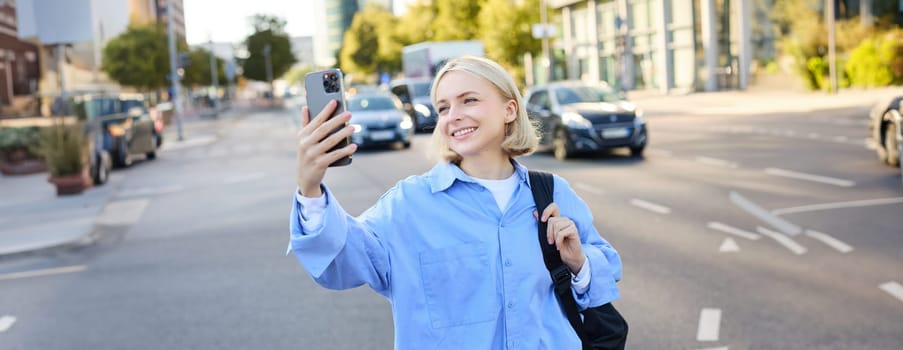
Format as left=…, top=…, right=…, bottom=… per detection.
left=102, top=24, right=178, bottom=91
left=479, top=0, right=541, bottom=84
left=238, top=14, right=296, bottom=82
left=339, top=4, right=399, bottom=81
left=395, top=1, right=437, bottom=45
left=432, top=0, right=485, bottom=41
left=181, top=47, right=227, bottom=87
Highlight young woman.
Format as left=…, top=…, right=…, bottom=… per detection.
left=290, top=56, right=622, bottom=349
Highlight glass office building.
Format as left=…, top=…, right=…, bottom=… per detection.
left=550, top=0, right=776, bottom=93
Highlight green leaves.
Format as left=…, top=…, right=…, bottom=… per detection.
left=101, top=25, right=174, bottom=91
left=239, top=15, right=297, bottom=82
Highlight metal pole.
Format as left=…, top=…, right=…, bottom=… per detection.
left=263, top=43, right=273, bottom=103
left=166, top=0, right=184, bottom=141
left=540, top=0, right=553, bottom=83
left=208, top=39, right=219, bottom=116
left=827, top=0, right=838, bottom=94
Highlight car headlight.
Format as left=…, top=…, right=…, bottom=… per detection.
left=562, top=112, right=592, bottom=129
left=414, top=103, right=432, bottom=117
left=400, top=115, right=413, bottom=130
left=634, top=109, right=645, bottom=126
left=351, top=124, right=363, bottom=133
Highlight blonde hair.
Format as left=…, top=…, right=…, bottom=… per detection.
left=427, top=56, right=539, bottom=163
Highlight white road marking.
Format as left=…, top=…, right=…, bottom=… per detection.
left=222, top=172, right=268, bottom=185
left=804, top=230, right=853, bottom=253
left=697, top=308, right=722, bottom=341
left=757, top=227, right=807, bottom=255
left=765, top=168, right=855, bottom=187
left=719, top=238, right=740, bottom=253
left=729, top=192, right=802, bottom=236
left=808, top=132, right=820, bottom=139
left=116, top=185, right=184, bottom=198
left=0, top=315, right=16, bottom=332
left=707, top=222, right=762, bottom=240
left=696, top=156, right=739, bottom=169
left=771, top=197, right=903, bottom=215
left=97, top=199, right=150, bottom=226
left=695, top=347, right=729, bottom=350
left=574, top=182, right=604, bottom=196
left=832, top=136, right=848, bottom=143
left=629, top=199, right=671, bottom=214
left=879, top=281, right=903, bottom=303
left=159, top=134, right=216, bottom=151
left=646, top=149, right=673, bottom=157
left=0, top=265, right=87, bottom=281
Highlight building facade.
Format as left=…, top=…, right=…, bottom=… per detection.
left=550, top=0, right=776, bottom=93
left=0, top=0, right=40, bottom=115
left=315, top=0, right=393, bottom=67
left=129, top=0, right=186, bottom=38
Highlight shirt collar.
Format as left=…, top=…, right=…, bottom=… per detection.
left=429, top=160, right=530, bottom=193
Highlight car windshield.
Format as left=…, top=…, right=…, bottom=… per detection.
left=554, top=86, right=622, bottom=105
left=348, top=97, right=397, bottom=111
left=411, top=82, right=431, bottom=98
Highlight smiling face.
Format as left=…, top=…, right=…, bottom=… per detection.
left=433, top=70, right=517, bottom=164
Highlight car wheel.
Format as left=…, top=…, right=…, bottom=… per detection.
left=629, top=146, right=645, bottom=157
left=885, top=121, right=900, bottom=167
left=116, top=138, right=132, bottom=167
left=553, top=128, right=572, bottom=160
left=93, top=151, right=111, bottom=185
left=146, top=133, right=158, bottom=160
left=403, top=141, right=411, bottom=149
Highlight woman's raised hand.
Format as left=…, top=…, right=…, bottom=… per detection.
left=295, top=100, right=357, bottom=197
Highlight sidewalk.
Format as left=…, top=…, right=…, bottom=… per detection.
left=1, top=88, right=901, bottom=258
left=0, top=106, right=242, bottom=259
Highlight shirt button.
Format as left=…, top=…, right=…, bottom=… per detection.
left=507, top=302, right=514, bottom=309
left=504, top=259, right=512, bottom=267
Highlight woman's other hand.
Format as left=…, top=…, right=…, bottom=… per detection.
left=535, top=203, right=586, bottom=274
left=296, top=100, right=357, bottom=197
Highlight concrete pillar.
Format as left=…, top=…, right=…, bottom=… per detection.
left=562, top=6, right=577, bottom=80
left=655, top=0, right=671, bottom=93
left=588, top=0, right=600, bottom=84
left=737, top=0, right=751, bottom=89
left=617, top=0, right=633, bottom=90
left=861, top=0, right=873, bottom=26
left=700, top=0, right=718, bottom=92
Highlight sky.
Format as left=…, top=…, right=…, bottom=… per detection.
left=184, top=0, right=411, bottom=45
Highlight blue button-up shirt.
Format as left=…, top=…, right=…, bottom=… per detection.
left=289, top=161, right=622, bottom=349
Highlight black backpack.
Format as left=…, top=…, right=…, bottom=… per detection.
left=528, top=170, right=629, bottom=350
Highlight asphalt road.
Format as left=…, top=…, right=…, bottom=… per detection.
left=0, top=106, right=901, bottom=349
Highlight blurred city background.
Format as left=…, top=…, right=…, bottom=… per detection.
left=0, top=0, right=902, bottom=349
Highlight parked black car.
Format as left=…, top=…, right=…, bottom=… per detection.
left=72, top=93, right=162, bottom=184
left=389, top=78, right=437, bottom=133
left=525, top=81, right=648, bottom=160
left=868, top=95, right=902, bottom=168
left=346, top=92, right=414, bottom=149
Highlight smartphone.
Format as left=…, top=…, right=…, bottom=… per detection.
left=305, top=68, right=352, bottom=167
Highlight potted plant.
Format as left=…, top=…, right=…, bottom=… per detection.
left=0, top=126, right=47, bottom=175
left=36, top=118, right=92, bottom=195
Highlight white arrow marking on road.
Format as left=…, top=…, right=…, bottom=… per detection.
left=756, top=227, right=807, bottom=255
left=696, top=308, right=722, bottom=341
left=729, top=192, right=802, bottom=236
left=765, top=168, right=855, bottom=187
left=719, top=238, right=740, bottom=253
left=0, top=315, right=17, bottom=332
left=97, top=199, right=150, bottom=226
left=574, top=182, right=604, bottom=196
left=0, top=265, right=87, bottom=282
left=707, top=222, right=762, bottom=240
left=804, top=230, right=853, bottom=253
left=879, top=281, right=903, bottom=304
left=629, top=199, right=671, bottom=214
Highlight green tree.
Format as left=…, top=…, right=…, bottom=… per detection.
left=102, top=24, right=178, bottom=91
left=339, top=4, right=399, bottom=80
left=181, top=47, right=227, bottom=87
left=238, top=14, right=296, bottom=82
left=396, top=1, right=437, bottom=45
left=479, top=0, right=541, bottom=85
left=433, top=0, right=485, bottom=41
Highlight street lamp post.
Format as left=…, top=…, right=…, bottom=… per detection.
left=208, top=39, right=219, bottom=116
left=166, top=0, right=184, bottom=141
left=263, top=43, right=273, bottom=104
left=540, top=0, right=554, bottom=82
left=827, top=0, right=838, bottom=94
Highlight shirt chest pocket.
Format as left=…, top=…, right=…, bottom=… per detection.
left=419, top=242, right=501, bottom=329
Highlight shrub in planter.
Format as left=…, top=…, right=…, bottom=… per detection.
left=36, top=120, right=91, bottom=195
left=0, top=126, right=46, bottom=175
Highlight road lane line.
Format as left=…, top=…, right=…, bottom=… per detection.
left=804, top=230, right=853, bottom=253
left=629, top=199, right=671, bottom=214
left=719, top=238, right=740, bottom=253
left=771, top=197, right=903, bottom=215
left=0, top=315, right=16, bottom=332
left=696, top=308, right=722, bottom=341
left=574, top=182, right=604, bottom=196
left=116, top=185, right=184, bottom=198
left=764, top=168, right=855, bottom=187
left=696, top=156, right=739, bottom=169
left=222, top=172, right=268, bottom=185
left=879, top=281, right=903, bottom=303
left=0, top=265, right=87, bottom=282
left=756, top=227, right=807, bottom=255
left=729, top=192, right=802, bottom=236
left=97, top=199, right=150, bottom=226
left=707, top=222, right=762, bottom=240
left=647, top=149, right=673, bottom=157
left=695, top=347, right=729, bottom=350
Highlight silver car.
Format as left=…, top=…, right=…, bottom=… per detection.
left=347, top=93, right=414, bottom=149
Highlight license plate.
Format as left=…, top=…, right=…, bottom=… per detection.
left=601, top=127, right=629, bottom=139
left=370, top=130, right=395, bottom=141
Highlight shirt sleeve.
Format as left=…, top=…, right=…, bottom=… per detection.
left=287, top=184, right=392, bottom=297
left=295, top=189, right=326, bottom=230
left=553, top=175, right=622, bottom=309
left=571, top=257, right=591, bottom=295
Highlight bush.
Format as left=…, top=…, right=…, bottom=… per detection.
left=845, top=30, right=903, bottom=87
left=0, top=127, right=42, bottom=161
left=36, top=121, right=86, bottom=177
